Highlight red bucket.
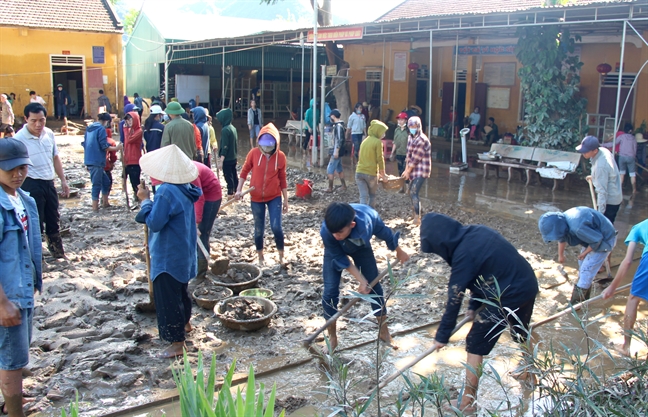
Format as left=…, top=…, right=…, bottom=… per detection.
left=295, top=179, right=313, bottom=199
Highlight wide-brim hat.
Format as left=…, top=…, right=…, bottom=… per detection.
left=139, top=145, right=198, bottom=184
left=165, top=101, right=185, bottom=115
left=636, top=133, right=647, bottom=143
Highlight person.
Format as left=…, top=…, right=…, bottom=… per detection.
left=207, top=115, right=218, bottom=164
left=355, top=120, right=388, bottom=208
left=0, top=139, right=42, bottom=417
left=133, top=93, right=148, bottom=119
left=539, top=206, right=617, bottom=304
left=303, top=99, right=320, bottom=167
left=576, top=136, right=622, bottom=224
left=347, top=103, right=367, bottom=160
left=483, top=117, right=499, bottom=146
left=601, top=219, right=648, bottom=356
left=54, top=84, right=70, bottom=121
left=361, top=101, right=370, bottom=123
left=468, top=106, right=481, bottom=140
left=443, top=105, right=458, bottom=140
left=0, top=94, right=14, bottom=138
left=8, top=93, right=15, bottom=105
left=28, top=91, right=46, bottom=107
left=191, top=161, right=222, bottom=279
left=161, top=102, right=196, bottom=160
left=321, top=202, right=410, bottom=351
left=104, top=124, right=118, bottom=205
left=615, top=123, right=637, bottom=194
left=421, top=213, right=538, bottom=414
left=97, top=89, right=111, bottom=114
left=247, top=99, right=263, bottom=150
left=135, top=145, right=202, bottom=359
left=123, top=111, right=143, bottom=200
left=143, top=105, right=165, bottom=154
left=402, top=116, right=431, bottom=225
left=236, top=123, right=288, bottom=266
left=82, top=113, right=122, bottom=211
left=191, top=107, right=211, bottom=166
left=325, top=109, right=347, bottom=193
left=14, top=103, right=69, bottom=258
left=181, top=112, right=204, bottom=162
left=118, top=103, right=137, bottom=144
left=216, top=107, right=238, bottom=198
left=390, top=112, right=409, bottom=193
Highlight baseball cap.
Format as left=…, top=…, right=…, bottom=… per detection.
left=0, top=138, right=33, bottom=171
left=258, top=133, right=276, bottom=147
left=57, top=84, right=63, bottom=87
left=330, top=109, right=341, bottom=119
left=397, top=112, right=408, bottom=119
left=576, top=136, right=600, bottom=154
left=150, top=105, right=165, bottom=115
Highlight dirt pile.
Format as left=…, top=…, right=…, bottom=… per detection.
left=193, top=285, right=231, bottom=301
left=212, top=269, right=253, bottom=284
left=220, top=299, right=266, bottom=321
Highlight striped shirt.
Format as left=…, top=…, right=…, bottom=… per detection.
left=406, top=133, right=432, bottom=179
left=14, top=126, right=59, bottom=180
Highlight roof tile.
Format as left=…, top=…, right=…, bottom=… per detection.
left=0, top=0, right=122, bottom=33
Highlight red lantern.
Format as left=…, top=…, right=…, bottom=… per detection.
left=408, top=62, right=420, bottom=72
left=596, top=63, right=612, bottom=75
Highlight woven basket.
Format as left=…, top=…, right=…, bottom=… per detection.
left=380, top=176, right=405, bottom=191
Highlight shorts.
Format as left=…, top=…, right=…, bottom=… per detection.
left=465, top=297, right=535, bottom=356
left=0, top=124, right=14, bottom=134
left=630, top=253, right=648, bottom=301
left=327, top=155, right=343, bottom=175
left=618, top=155, right=636, bottom=176
left=0, top=307, right=33, bottom=370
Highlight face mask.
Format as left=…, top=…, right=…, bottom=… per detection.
left=356, top=109, right=362, bottom=114
left=260, top=145, right=275, bottom=154
left=409, top=128, right=418, bottom=135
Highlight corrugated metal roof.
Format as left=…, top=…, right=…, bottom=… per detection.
left=171, top=45, right=325, bottom=70
left=0, top=0, right=122, bottom=33
left=377, top=0, right=637, bottom=22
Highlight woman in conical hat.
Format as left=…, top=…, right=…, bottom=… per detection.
left=135, top=145, right=202, bottom=358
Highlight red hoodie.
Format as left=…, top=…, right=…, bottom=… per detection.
left=239, top=123, right=287, bottom=203
left=124, top=111, right=142, bottom=165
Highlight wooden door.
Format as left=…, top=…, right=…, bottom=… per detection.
left=87, top=67, right=104, bottom=119
left=474, top=82, right=487, bottom=116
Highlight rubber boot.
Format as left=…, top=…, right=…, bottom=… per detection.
left=326, top=178, right=334, bottom=192
left=569, top=285, right=590, bottom=306
left=46, top=233, right=66, bottom=259
left=196, top=256, right=208, bottom=280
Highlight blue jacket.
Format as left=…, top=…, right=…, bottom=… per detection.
left=144, top=120, right=165, bottom=153
left=82, top=122, right=109, bottom=167
left=320, top=204, right=399, bottom=271
left=539, top=206, right=616, bottom=252
left=0, top=187, right=42, bottom=308
left=135, top=183, right=202, bottom=283
left=191, top=107, right=210, bottom=152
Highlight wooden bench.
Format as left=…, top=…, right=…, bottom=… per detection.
left=478, top=144, right=537, bottom=185
left=533, top=148, right=582, bottom=191
left=279, top=120, right=304, bottom=146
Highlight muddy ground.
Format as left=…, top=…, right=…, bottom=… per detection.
left=19, top=135, right=605, bottom=416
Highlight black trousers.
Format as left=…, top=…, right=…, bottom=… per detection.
left=153, top=273, right=191, bottom=343
left=222, top=160, right=239, bottom=195
left=125, top=165, right=141, bottom=195
left=21, top=178, right=60, bottom=236
left=604, top=204, right=620, bottom=225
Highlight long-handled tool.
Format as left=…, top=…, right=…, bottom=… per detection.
left=120, top=148, right=131, bottom=210
left=302, top=268, right=390, bottom=347
left=135, top=224, right=155, bottom=313
left=218, top=186, right=255, bottom=214
left=586, top=177, right=613, bottom=279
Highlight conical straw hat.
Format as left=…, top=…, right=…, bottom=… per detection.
left=139, top=144, right=198, bottom=184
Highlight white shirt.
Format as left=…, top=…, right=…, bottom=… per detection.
left=14, top=126, right=59, bottom=180
left=8, top=193, right=29, bottom=245
left=30, top=96, right=46, bottom=106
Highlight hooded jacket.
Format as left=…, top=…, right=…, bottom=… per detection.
left=420, top=213, right=538, bottom=344
left=192, top=107, right=210, bottom=153
left=143, top=115, right=165, bottom=153
left=135, top=183, right=202, bottom=283
left=217, top=108, right=237, bottom=162
left=191, top=161, right=223, bottom=223
left=538, top=206, right=616, bottom=252
left=82, top=122, right=109, bottom=167
left=124, top=111, right=143, bottom=165
left=304, top=99, right=320, bottom=131
left=119, top=103, right=136, bottom=144
left=356, top=120, right=387, bottom=176
left=239, top=123, right=287, bottom=203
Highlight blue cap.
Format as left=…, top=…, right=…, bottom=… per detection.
left=0, top=139, right=32, bottom=171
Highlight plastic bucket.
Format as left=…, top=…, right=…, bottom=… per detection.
left=295, top=179, right=313, bottom=199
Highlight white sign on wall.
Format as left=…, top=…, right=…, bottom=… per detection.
left=394, top=52, right=407, bottom=82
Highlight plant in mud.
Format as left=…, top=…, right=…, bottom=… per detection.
left=516, top=25, right=588, bottom=150
left=171, top=349, right=284, bottom=417
left=60, top=391, right=80, bottom=417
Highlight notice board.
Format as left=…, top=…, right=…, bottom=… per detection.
left=487, top=87, right=511, bottom=109
left=483, top=62, right=516, bottom=86
left=175, top=75, right=210, bottom=104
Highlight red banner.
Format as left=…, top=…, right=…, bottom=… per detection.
left=307, top=27, right=363, bottom=42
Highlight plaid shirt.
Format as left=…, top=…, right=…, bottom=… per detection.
left=406, top=133, right=432, bottom=179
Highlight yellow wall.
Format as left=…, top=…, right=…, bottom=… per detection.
left=0, top=26, right=123, bottom=117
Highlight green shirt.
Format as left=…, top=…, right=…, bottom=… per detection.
left=161, top=117, right=196, bottom=159
left=393, top=126, right=408, bottom=156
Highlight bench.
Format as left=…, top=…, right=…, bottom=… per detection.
left=478, top=144, right=581, bottom=190
left=279, top=120, right=304, bottom=146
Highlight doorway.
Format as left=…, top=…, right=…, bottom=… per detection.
left=441, top=82, right=466, bottom=127
left=51, top=55, right=85, bottom=118
left=415, top=80, right=428, bottom=127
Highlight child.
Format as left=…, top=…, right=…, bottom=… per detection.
left=123, top=111, right=143, bottom=201
left=236, top=123, right=288, bottom=266
left=104, top=123, right=118, bottom=206
left=135, top=145, right=202, bottom=359
left=539, top=206, right=617, bottom=304
left=355, top=120, right=388, bottom=208
left=602, top=219, right=648, bottom=356
left=82, top=113, right=122, bottom=211
left=320, top=202, right=410, bottom=351
left=0, top=139, right=42, bottom=416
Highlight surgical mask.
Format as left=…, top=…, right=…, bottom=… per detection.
left=409, top=128, right=418, bottom=135
left=356, top=109, right=362, bottom=114
left=260, top=145, right=275, bottom=154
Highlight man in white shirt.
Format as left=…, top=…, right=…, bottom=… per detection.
left=29, top=91, right=46, bottom=107
left=14, top=102, right=70, bottom=258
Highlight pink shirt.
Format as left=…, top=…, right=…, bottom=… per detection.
left=191, top=162, right=222, bottom=223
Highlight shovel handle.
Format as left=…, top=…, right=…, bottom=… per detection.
left=586, top=177, right=597, bottom=209
left=302, top=268, right=389, bottom=347
left=219, top=187, right=255, bottom=212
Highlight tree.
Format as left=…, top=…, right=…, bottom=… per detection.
left=516, top=26, right=588, bottom=150
left=123, top=8, right=140, bottom=35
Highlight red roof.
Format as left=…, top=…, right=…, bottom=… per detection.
left=0, top=0, right=122, bottom=33
left=378, top=0, right=633, bottom=22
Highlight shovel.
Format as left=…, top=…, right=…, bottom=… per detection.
left=586, top=177, right=613, bottom=279
left=135, top=224, right=155, bottom=313
left=218, top=187, right=255, bottom=214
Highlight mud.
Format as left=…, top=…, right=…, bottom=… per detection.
left=192, top=285, right=231, bottom=301
left=17, top=134, right=648, bottom=416
left=211, top=269, right=253, bottom=284
left=220, top=299, right=266, bottom=321
left=274, top=395, right=309, bottom=414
